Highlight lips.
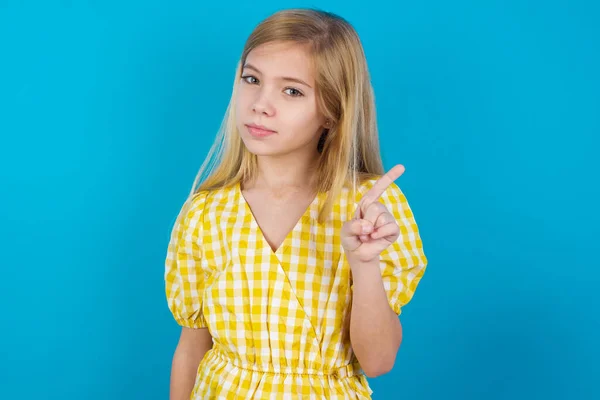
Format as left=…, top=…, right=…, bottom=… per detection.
left=246, top=124, right=277, bottom=138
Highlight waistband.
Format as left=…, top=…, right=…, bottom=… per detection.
left=207, top=346, right=364, bottom=379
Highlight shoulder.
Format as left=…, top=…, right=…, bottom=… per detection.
left=172, top=188, right=217, bottom=235
left=358, top=176, right=405, bottom=201
left=177, top=183, right=238, bottom=224
left=357, top=176, right=410, bottom=217
left=340, top=175, right=405, bottom=208
left=180, top=190, right=210, bottom=221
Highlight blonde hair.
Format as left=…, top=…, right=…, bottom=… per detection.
left=188, top=8, right=384, bottom=223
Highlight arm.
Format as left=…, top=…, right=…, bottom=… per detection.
left=170, top=327, right=213, bottom=400
left=342, top=166, right=426, bottom=378
left=165, top=193, right=212, bottom=398
left=349, top=256, right=402, bottom=378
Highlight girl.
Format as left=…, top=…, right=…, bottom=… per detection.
left=165, top=8, right=427, bottom=399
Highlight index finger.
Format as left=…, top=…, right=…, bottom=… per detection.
left=360, top=164, right=405, bottom=207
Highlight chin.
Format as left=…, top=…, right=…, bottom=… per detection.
left=240, top=137, right=281, bottom=157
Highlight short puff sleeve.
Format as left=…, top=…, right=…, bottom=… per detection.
left=376, top=181, right=428, bottom=315
left=164, top=192, right=209, bottom=328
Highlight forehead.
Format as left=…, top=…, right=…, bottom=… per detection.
left=244, top=41, right=315, bottom=82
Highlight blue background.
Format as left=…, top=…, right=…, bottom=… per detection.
left=1, top=1, right=598, bottom=399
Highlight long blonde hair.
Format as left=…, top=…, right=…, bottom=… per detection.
left=188, top=8, right=384, bottom=223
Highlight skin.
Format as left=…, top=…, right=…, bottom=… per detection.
left=235, top=40, right=328, bottom=191
left=341, top=165, right=406, bottom=377
left=170, top=328, right=212, bottom=400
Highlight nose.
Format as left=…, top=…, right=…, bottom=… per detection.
left=251, top=88, right=275, bottom=116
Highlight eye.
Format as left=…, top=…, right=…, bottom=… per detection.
left=241, top=75, right=259, bottom=84
left=284, top=87, right=304, bottom=97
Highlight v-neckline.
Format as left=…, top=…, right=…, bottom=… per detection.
left=237, top=181, right=320, bottom=256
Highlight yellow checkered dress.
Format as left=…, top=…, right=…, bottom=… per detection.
left=165, top=178, right=427, bottom=399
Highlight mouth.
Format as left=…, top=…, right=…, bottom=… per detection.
left=245, top=124, right=277, bottom=138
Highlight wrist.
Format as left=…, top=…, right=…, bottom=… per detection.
left=348, top=256, right=385, bottom=294
left=346, top=253, right=380, bottom=270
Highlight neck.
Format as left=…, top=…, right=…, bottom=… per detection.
left=247, top=150, right=320, bottom=191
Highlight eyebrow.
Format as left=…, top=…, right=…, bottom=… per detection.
left=242, top=63, right=313, bottom=89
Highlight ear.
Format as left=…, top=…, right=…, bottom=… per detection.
left=323, top=119, right=333, bottom=129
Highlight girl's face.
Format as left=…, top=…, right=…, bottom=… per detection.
left=236, top=41, right=327, bottom=159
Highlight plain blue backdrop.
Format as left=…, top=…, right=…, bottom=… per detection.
left=1, top=1, right=598, bottom=399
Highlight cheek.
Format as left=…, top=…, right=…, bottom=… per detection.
left=235, top=91, right=251, bottom=121
left=281, top=102, right=321, bottom=132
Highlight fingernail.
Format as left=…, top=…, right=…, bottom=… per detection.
left=362, top=224, right=372, bottom=234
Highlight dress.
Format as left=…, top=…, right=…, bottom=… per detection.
left=165, top=178, right=428, bottom=399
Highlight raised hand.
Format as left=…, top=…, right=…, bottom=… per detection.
left=341, top=164, right=405, bottom=262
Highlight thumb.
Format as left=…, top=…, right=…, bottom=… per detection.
left=343, top=219, right=374, bottom=237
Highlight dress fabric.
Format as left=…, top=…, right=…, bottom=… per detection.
left=165, top=178, right=428, bottom=399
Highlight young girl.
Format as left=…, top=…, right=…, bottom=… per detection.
left=165, top=8, right=427, bottom=399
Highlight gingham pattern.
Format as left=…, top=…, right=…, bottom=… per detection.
left=165, top=178, right=427, bottom=399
